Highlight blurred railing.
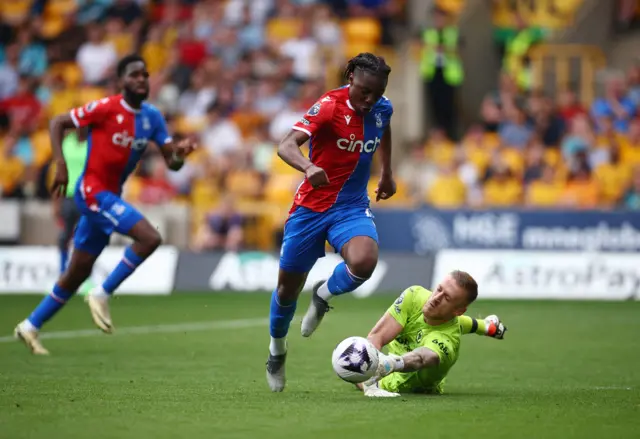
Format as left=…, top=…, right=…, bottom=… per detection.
left=529, top=44, right=606, bottom=105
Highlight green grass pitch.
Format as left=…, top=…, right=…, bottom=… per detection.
left=1, top=293, right=639, bottom=439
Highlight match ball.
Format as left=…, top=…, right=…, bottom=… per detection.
left=331, top=336, right=379, bottom=383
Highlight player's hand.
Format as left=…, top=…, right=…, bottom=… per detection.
left=305, top=164, right=329, bottom=188
left=363, top=351, right=402, bottom=388
left=375, top=174, right=396, bottom=201
left=51, top=159, right=68, bottom=199
left=363, top=382, right=400, bottom=398
left=173, top=138, right=198, bottom=160
left=484, top=315, right=507, bottom=340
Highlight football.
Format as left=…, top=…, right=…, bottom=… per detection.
left=331, top=336, right=379, bottom=383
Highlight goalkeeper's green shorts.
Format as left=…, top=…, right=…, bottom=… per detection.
left=378, top=373, right=446, bottom=395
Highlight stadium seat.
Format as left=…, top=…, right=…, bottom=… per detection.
left=595, top=162, right=632, bottom=205
left=49, top=63, right=83, bottom=88
left=108, top=34, right=135, bottom=57
left=79, top=87, right=107, bottom=104
left=527, top=180, right=563, bottom=207
left=191, top=179, right=219, bottom=209
left=0, top=0, right=32, bottom=26
left=343, top=17, right=381, bottom=46
left=367, top=177, right=414, bottom=207
left=265, top=174, right=300, bottom=207
left=483, top=177, right=523, bottom=207
left=266, top=18, right=302, bottom=42
left=48, top=88, right=77, bottom=118
left=230, top=112, right=266, bottom=139
left=176, top=116, right=208, bottom=135
left=0, top=156, right=26, bottom=195
left=499, top=148, right=525, bottom=176
left=40, top=17, right=66, bottom=39
left=30, top=130, right=52, bottom=168
left=343, top=42, right=378, bottom=60
left=225, top=170, right=263, bottom=199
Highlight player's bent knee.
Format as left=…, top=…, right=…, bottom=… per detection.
left=347, top=256, right=377, bottom=280
left=147, top=230, right=162, bottom=251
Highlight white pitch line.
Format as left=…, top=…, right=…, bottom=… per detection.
left=0, top=317, right=270, bottom=343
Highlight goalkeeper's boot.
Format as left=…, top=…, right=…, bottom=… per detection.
left=86, top=288, right=113, bottom=334
left=301, top=281, right=332, bottom=337
left=14, top=323, right=49, bottom=355
left=266, top=352, right=287, bottom=392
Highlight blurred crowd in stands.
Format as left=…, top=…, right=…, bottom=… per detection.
left=2, top=0, right=640, bottom=252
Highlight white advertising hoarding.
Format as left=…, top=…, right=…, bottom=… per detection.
left=0, top=246, right=178, bottom=295
left=433, top=250, right=640, bottom=300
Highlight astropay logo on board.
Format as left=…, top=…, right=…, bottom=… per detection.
left=433, top=250, right=640, bottom=300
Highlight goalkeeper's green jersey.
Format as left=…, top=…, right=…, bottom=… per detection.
left=379, top=286, right=461, bottom=394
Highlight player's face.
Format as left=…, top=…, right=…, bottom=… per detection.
left=122, top=61, right=150, bottom=100
left=349, top=70, right=387, bottom=114
left=423, top=275, right=468, bottom=321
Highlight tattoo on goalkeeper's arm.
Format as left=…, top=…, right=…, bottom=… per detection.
left=399, top=347, right=440, bottom=372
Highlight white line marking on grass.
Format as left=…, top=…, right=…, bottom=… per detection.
left=0, top=317, right=270, bottom=343
left=591, top=386, right=633, bottom=391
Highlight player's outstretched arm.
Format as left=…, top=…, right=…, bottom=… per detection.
left=278, top=130, right=329, bottom=188
left=459, top=315, right=507, bottom=339
left=367, top=312, right=403, bottom=350
left=160, top=138, right=197, bottom=171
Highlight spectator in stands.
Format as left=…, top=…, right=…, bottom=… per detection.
left=526, top=164, right=563, bottom=208
left=425, top=162, right=466, bottom=208
left=591, top=75, right=636, bottom=133
left=200, top=100, right=243, bottom=164
left=15, top=25, right=47, bottom=78
left=76, top=0, right=113, bottom=26
left=620, top=166, right=640, bottom=210
left=269, top=96, right=306, bottom=143
left=0, top=75, right=41, bottom=134
left=627, top=63, right=640, bottom=106
left=533, top=96, right=565, bottom=147
left=254, top=77, right=287, bottom=117
left=137, top=155, right=177, bottom=205
left=237, top=4, right=266, bottom=52
left=482, top=159, right=522, bottom=207
left=499, top=103, right=534, bottom=149
left=280, top=18, right=320, bottom=81
left=594, top=144, right=631, bottom=207
left=312, top=3, right=343, bottom=49
left=419, top=7, right=463, bottom=140
left=348, top=0, right=395, bottom=44
left=557, top=88, right=586, bottom=124
left=622, top=117, right=640, bottom=166
left=76, top=23, right=118, bottom=86
left=523, top=139, right=546, bottom=184
left=105, top=0, right=144, bottom=37
left=193, top=195, right=244, bottom=252
left=561, top=114, right=594, bottom=164
left=397, top=140, right=434, bottom=200
left=561, top=160, right=599, bottom=209
left=177, top=66, right=216, bottom=120
left=0, top=43, right=20, bottom=100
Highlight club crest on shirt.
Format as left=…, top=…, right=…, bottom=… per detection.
left=143, top=116, right=151, bottom=130
left=307, top=102, right=321, bottom=116
left=375, top=112, right=383, bottom=128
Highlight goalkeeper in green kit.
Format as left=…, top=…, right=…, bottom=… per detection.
left=358, top=270, right=507, bottom=397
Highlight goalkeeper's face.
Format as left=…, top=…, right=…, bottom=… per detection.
left=423, top=275, right=468, bottom=321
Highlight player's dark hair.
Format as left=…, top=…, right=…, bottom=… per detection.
left=117, top=54, right=146, bottom=78
left=343, top=53, right=391, bottom=81
left=450, top=270, right=478, bottom=304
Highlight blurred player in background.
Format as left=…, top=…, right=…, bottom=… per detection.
left=267, top=53, right=397, bottom=391
left=359, top=271, right=507, bottom=397
left=55, top=126, right=88, bottom=275
left=14, top=55, right=196, bottom=355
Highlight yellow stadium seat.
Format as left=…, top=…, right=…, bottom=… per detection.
left=79, top=87, right=107, bottom=104
left=40, top=17, right=66, bottom=39
left=543, top=148, right=561, bottom=167
left=425, top=174, right=466, bottom=208
left=45, top=0, right=77, bottom=16
left=265, top=174, right=300, bottom=206
left=344, top=42, right=378, bottom=60
left=367, top=177, right=413, bottom=206
left=343, top=17, right=381, bottom=45
left=0, top=156, right=26, bottom=194
left=49, top=63, right=83, bottom=88
left=230, top=112, right=266, bottom=139
left=48, top=88, right=77, bottom=117
left=141, top=41, right=167, bottom=74
left=226, top=170, right=263, bottom=199
left=436, top=0, right=465, bottom=16
left=108, top=34, right=135, bottom=57
left=482, top=132, right=501, bottom=149
left=500, top=148, right=525, bottom=176
left=191, top=179, right=219, bottom=209
left=483, top=177, right=523, bottom=207
left=122, top=176, right=144, bottom=203
left=0, top=0, right=32, bottom=26
left=30, top=130, right=51, bottom=168
left=266, top=18, right=302, bottom=42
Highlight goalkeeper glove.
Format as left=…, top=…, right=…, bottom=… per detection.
left=484, top=315, right=507, bottom=339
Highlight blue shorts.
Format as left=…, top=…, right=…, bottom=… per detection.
left=279, top=205, right=378, bottom=273
left=73, top=190, right=144, bottom=256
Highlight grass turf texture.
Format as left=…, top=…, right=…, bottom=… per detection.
left=1, top=293, right=639, bottom=439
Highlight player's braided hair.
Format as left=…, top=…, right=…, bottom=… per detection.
left=343, top=53, right=391, bottom=81
left=117, top=54, right=146, bottom=78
